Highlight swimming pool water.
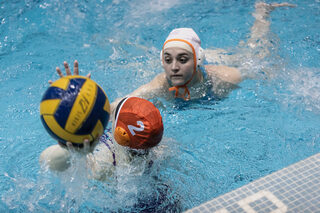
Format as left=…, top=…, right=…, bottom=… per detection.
left=0, top=0, right=319, bottom=212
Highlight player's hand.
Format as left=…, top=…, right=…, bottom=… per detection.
left=48, top=60, right=91, bottom=84
left=64, top=138, right=100, bottom=155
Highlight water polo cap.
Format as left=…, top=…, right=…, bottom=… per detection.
left=113, top=97, right=163, bottom=150
left=161, top=28, right=205, bottom=100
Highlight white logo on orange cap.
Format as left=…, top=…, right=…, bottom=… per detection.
left=128, top=121, right=144, bottom=136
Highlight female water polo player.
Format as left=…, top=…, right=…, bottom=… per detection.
left=40, top=95, right=164, bottom=181
left=108, top=2, right=295, bottom=109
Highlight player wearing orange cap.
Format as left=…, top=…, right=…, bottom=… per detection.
left=89, top=96, right=163, bottom=180
left=40, top=94, right=164, bottom=180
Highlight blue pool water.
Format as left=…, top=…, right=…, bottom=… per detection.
left=0, top=0, right=319, bottom=212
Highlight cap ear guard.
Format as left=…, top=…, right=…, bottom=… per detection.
left=114, top=126, right=131, bottom=147
left=160, top=50, right=163, bottom=66
left=197, top=47, right=205, bottom=68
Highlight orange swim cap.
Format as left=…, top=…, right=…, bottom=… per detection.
left=113, top=97, right=163, bottom=149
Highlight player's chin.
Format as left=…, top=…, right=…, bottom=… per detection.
left=170, top=77, right=187, bottom=86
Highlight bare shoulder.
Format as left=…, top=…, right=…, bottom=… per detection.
left=204, top=65, right=242, bottom=85
left=204, top=65, right=242, bottom=98
left=128, top=72, right=168, bottom=100
left=134, top=72, right=167, bottom=92
left=149, top=72, right=167, bottom=87
left=110, top=73, right=167, bottom=112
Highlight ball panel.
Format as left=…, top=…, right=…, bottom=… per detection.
left=104, top=99, right=110, bottom=113
left=50, top=77, right=71, bottom=90
left=75, top=87, right=109, bottom=134
left=65, top=75, right=87, bottom=80
left=40, top=99, right=61, bottom=115
left=90, top=120, right=104, bottom=141
left=41, top=115, right=65, bottom=143
left=97, top=86, right=110, bottom=128
left=41, top=87, right=66, bottom=102
left=54, top=77, right=86, bottom=130
left=99, top=85, right=110, bottom=113
left=42, top=114, right=93, bottom=143
left=65, top=78, right=97, bottom=133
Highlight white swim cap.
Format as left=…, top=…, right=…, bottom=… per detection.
left=162, top=28, right=204, bottom=67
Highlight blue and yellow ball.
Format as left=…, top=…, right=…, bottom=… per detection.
left=40, top=76, right=110, bottom=147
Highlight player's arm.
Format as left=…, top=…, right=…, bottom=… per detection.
left=205, top=65, right=242, bottom=98
left=110, top=73, right=167, bottom=113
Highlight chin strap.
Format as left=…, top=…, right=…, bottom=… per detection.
left=168, top=68, right=197, bottom=101
left=169, top=85, right=191, bottom=101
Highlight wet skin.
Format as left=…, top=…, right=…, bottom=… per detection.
left=162, top=47, right=195, bottom=86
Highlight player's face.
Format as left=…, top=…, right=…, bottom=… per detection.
left=162, top=47, right=195, bottom=86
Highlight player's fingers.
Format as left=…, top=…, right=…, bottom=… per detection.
left=83, top=139, right=90, bottom=153
left=64, top=61, right=71, bottom=75
left=56, top=67, right=63, bottom=78
left=66, top=142, right=75, bottom=153
left=74, top=60, right=79, bottom=75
